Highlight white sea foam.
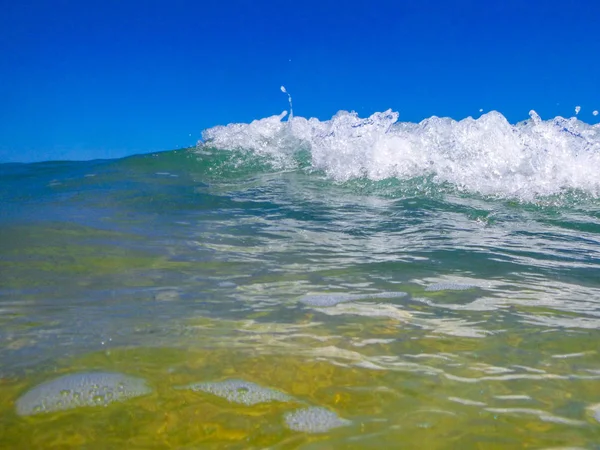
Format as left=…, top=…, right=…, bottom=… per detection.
left=199, top=107, right=600, bottom=200
left=16, top=372, right=151, bottom=416
left=183, top=379, right=292, bottom=405
left=284, top=407, right=351, bottom=433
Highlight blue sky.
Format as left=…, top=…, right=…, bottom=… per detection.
left=1, top=0, right=599, bottom=163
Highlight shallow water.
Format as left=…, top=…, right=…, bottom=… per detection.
left=1, top=110, right=600, bottom=448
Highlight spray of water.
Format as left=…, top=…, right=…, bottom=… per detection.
left=280, top=86, right=293, bottom=120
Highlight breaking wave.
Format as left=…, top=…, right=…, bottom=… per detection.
left=197, top=103, right=600, bottom=201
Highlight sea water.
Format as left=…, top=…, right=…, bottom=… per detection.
left=1, top=106, right=600, bottom=448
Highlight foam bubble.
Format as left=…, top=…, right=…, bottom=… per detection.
left=183, top=379, right=292, bottom=405
left=575, top=105, right=581, bottom=115
left=199, top=108, right=600, bottom=200
left=16, top=372, right=151, bottom=416
left=284, top=407, right=351, bottom=433
left=594, top=110, right=599, bottom=116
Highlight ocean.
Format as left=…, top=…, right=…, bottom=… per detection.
left=1, top=108, right=600, bottom=448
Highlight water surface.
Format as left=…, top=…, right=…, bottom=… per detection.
left=1, top=109, right=600, bottom=448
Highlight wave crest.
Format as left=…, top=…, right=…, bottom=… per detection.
left=198, top=109, right=600, bottom=200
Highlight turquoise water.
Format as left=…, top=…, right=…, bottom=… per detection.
left=1, top=110, right=600, bottom=448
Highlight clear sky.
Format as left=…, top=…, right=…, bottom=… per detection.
left=1, top=0, right=599, bottom=163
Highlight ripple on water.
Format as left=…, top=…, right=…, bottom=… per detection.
left=299, top=291, right=407, bottom=307
left=425, top=283, right=476, bottom=292
left=589, top=403, right=600, bottom=423
left=16, top=372, right=152, bottom=416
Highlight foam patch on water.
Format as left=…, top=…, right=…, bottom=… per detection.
left=199, top=108, right=600, bottom=200
left=284, top=407, right=351, bottom=433
left=183, top=379, right=292, bottom=405
left=299, top=291, right=407, bottom=307
left=16, top=372, right=152, bottom=416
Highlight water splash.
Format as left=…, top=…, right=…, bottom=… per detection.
left=280, top=86, right=293, bottom=120
left=199, top=108, right=600, bottom=200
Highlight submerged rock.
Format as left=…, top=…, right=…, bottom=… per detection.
left=16, top=372, right=152, bottom=416
left=284, top=407, right=351, bottom=433
left=184, top=379, right=292, bottom=406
